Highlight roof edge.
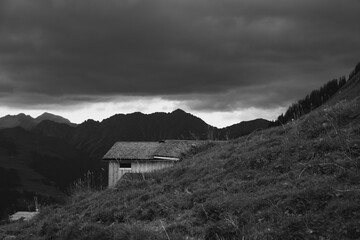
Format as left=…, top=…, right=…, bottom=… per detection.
left=102, top=157, right=178, bottom=161
left=153, top=156, right=180, bottom=161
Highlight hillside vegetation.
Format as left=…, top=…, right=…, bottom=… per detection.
left=276, top=76, right=347, bottom=125
left=1, top=96, right=359, bottom=239
left=275, top=62, right=360, bottom=126
left=0, top=109, right=271, bottom=219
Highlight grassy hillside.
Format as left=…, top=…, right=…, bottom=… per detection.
left=1, top=98, right=359, bottom=239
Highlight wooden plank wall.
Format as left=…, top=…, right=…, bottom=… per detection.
left=132, top=161, right=174, bottom=173
left=108, top=160, right=175, bottom=187
left=108, top=161, right=119, bottom=187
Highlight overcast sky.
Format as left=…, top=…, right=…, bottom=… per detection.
left=0, top=0, right=359, bottom=127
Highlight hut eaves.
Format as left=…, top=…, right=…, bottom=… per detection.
left=102, top=140, right=203, bottom=161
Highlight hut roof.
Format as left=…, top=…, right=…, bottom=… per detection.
left=153, top=140, right=199, bottom=158
left=102, top=140, right=204, bottom=161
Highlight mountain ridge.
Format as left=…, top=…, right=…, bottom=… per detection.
left=0, top=112, right=75, bottom=130
left=33, top=109, right=272, bottom=160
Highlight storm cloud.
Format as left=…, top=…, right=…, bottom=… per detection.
left=0, top=0, right=359, bottom=111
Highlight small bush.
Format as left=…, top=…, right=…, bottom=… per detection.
left=166, top=223, right=190, bottom=237
left=39, top=213, right=63, bottom=238
left=204, top=220, right=238, bottom=240
left=276, top=218, right=307, bottom=240
left=171, top=167, right=187, bottom=178
left=191, top=189, right=213, bottom=204
left=337, top=170, right=360, bottom=184
left=130, top=201, right=167, bottom=221
left=59, top=222, right=112, bottom=240
left=194, top=202, right=223, bottom=224
left=123, top=189, right=148, bottom=202
left=39, top=221, right=60, bottom=238
left=93, top=208, right=125, bottom=223
left=282, top=187, right=333, bottom=215
left=110, top=224, right=167, bottom=240
left=341, top=222, right=360, bottom=239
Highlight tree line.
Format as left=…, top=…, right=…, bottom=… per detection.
left=348, top=62, right=360, bottom=81
left=274, top=62, right=360, bottom=125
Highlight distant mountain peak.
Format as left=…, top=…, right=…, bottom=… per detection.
left=37, top=112, right=53, bottom=117
left=35, top=112, right=74, bottom=126
left=171, top=109, right=187, bottom=114
left=6, top=113, right=32, bottom=118
left=0, top=112, right=75, bottom=130
left=0, top=113, right=35, bottom=130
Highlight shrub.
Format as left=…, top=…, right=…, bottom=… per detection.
left=204, top=220, right=238, bottom=240
left=166, top=223, right=189, bottom=235
left=39, top=213, right=63, bottom=238
left=110, top=224, right=167, bottom=240
left=166, top=223, right=190, bottom=239
left=282, top=187, right=333, bottom=215
left=93, top=208, right=125, bottom=223
left=276, top=218, right=307, bottom=240
left=123, top=189, right=148, bottom=202
left=130, top=201, right=168, bottom=221
left=59, top=222, right=112, bottom=240
left=194, top=202, right=223, bottom=224
left=39, top=221, right=60, bottom=239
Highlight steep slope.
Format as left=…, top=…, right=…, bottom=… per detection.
left=276, top=62, right=360, bottom=126
left=325, top=65, right=360, bottom=106
left=0, top=127, right=89, bottom=187
left=2, top=97, right=359, bottom=239
left=0, top=127, right=91, bottom=219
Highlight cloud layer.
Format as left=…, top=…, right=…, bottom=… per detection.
left=0, top=0, right=359, bottom=112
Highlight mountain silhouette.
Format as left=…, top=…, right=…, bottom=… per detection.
left=35, top=112, right=75, bottom=126
left=0, top=112, right=75, bottom=130
left=0, top=113, right=35, bottom=130
left=33, top=109, right=270, bottom=160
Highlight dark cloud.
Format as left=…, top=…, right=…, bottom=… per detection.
left=167, top=80, right=315, bottom=112
left=0, top=0, right=359, bottom=111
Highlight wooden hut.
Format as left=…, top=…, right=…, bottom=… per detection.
left=103, top=140, right=203, bottom=187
